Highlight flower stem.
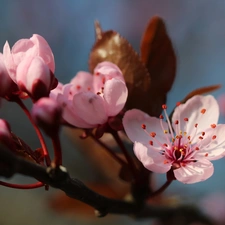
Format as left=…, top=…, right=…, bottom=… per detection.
left=111, top=131, right=138, bottom=180
left=149, top=180, right=172, bottom=198
left=90, top=133, right=127, bottom=166
left=51, top=134, right=62, bottom=166
left=16, top=99, right=51, bottom=166
left=0, top=181, right=44, bottom=189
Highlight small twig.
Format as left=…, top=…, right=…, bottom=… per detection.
left=51, top=134, right=62, bottom=166
left=149, top=180, right=172, bottom=198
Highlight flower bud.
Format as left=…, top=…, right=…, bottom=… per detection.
left=17, top=56, right=52, bottom=100
left=31, top=97, right=62, bottom=136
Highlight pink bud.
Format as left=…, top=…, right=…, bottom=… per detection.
left=0, top=54, right=17, bottom=98
left=17, top=56, right=51, bottom=100
left=3, top=34, right=55, bottom=82
left=31, top=97, right=62, bottom=136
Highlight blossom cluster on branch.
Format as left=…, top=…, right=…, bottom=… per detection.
left=0, top=17, right=224, bottom=225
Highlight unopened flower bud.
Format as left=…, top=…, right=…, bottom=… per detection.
left=17, top=56, right=51, bottom=100
left=31, top=97, right=62, bottom=136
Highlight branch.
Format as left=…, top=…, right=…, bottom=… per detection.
left=0, top=144, right=213, bottom=224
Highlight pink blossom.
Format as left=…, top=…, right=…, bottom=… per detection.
left=123, top=95, right=225, bottom=184
left=3, top=34, right=57, bottom=99
left=50, top=62, right=128, bottom=128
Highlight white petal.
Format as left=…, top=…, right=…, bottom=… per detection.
left=174, top=159, right=214, bottom=184
left=172, top=95, right=219, bottom=137
left=195, top=124, right=225, bottom=160
left=123, top=109, right=169, bottom=148
left=134, top=142, right=171, bottom=173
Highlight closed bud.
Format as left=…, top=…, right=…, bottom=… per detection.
left=31, top=97, right=62, bottom=136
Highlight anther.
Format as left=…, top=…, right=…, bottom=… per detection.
left=195, top=147, right=199, bottom=150
left=176, top=102, right=181, bottom=106
left=201, top=108, right=206, bottom=114
left=184, top=118, right=188, bottom=122
left=164, top=130, right=168, bottom=134
left=150, top=132, right=156, bottom=138
left=141, top=124, right=146, bottom=129
left=95, top=72, right=100, bottom=76
left=202, top=132, right=205, bottom=136
left=163, top=143, right=168, bottom=147
left=175, top=120, right=179, bottom=125
left=87, top=87, right=91, bottom=91
left=195, top=123, right=198, bottom=128
left=162, top=104, right=167, bottom=109
left=76, top=85, right=81, bottom=90
left=199, top=136, right=203, bottom=140
left=97, top=92, right=101, bottom=95
left=212, top=135, right=217, bottom=140
left=159, top=115, right=164, bottom=119
left=149, top=141, right=153, bottom=145
left=164, top=160, right=169, bottom=164
left=205, top=153, right=208, bottom=157
left=211, top=124, right=216, bottom=128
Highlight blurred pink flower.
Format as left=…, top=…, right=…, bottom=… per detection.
left=3, top=34, right=57, bottom=99
left=123, top=95, right=225, bottom=184
left=50, top=62, right=128, bottom=128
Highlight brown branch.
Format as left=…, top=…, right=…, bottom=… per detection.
left=0, top=144, right=213, bottom=224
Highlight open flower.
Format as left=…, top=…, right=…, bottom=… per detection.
left=50, top=62, right=128, bottom=128
left=123, top=95, right=225, bottom=184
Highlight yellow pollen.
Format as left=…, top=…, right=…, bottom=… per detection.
left=184, top=132, right=187, bottom=136
left=164, top=130, right=168, bottom=134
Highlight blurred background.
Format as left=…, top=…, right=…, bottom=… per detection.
left=1, top=0, right=225, bottom=224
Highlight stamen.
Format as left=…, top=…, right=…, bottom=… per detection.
left=149, top=141, right=153, bottom=145
left=162, top=104, right=174, bottom=138
left=201, top=109, right=206, bottom=114
left=184, top=118, right=188, bottom=121
left=175, top=120, right=179, bottom=124
left=176, top=102, right=181, bottom=106
left=164, top=160, right=169, bottom=164
left=97, top=92, right=101, bottom=95
left=199, top=136, right=203, bottom=140
left=159, top=115, right=164, bottom=119
left=212, top=135, right=217, bottom=140
left=95, top=72, right=100, bottom=76
left=141, top=124, right=146, bottom=129
left=211, top=124, right=216, bottom=128
left=87, top=87, right=91, bottom=91
left=76, top=85, right=81, bottom=90
left=150, top=132, right=156, bottom=138
left=195, top=147, right=199, bottom=150
left=162, top=104, right=167, bottom=109
left=195, top=123, right=198, bottom=128
left=205, top=153, right=208, bottom=157
left=202, top=132, right=205, bottom=136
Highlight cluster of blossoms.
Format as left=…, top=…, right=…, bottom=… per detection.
left=0, top=34, right=225, bottom=186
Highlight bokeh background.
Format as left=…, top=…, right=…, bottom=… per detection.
left=1, top=0, right=225, bottom=224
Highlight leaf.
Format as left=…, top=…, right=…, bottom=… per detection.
left=89, top=28, right=153, bottom=114
left=182, top=84, right=221, bottom=103
left=140, top=16, right=176, bottom=116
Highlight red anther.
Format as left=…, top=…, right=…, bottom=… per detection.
left=202, top=132, right=205, bottom=136
left=162, top=104, right=167, bottom=109
left=175, top=120, right=179, bottom=125
left=199, top=136, right=203, bottom=140
left=149, top=140, right=153, bottom=145
left=95, top=72, right=100, bottom=76
left=212, top=135, right=217, bottom=140
left=211, top=124, right=216, bottom=128
left=163, top=143, right=168, bottom=147
left=150, top=132, right=156, bottom=138
left=188, top=136, right=191, bottom=140
left=97, top=92, right=101, bottom=95
left=195, top=147, right=199, bottom=150
left=87, top=87, right=91, bottom=91
left=195, top=123, right=198, bottom=128
left=76, top=85, right=81, bottom=90
left=176, top=102, right=181, bottom=106
left=164, top=160, right=168, bottom=164
left=141, top=124, right=146, bottom=129
left=159, top=115, right=164, bottom=119
left=184, top=118, right=188, bottom=122
left=205, top=153, right=208, bottom=157
left=201, top=108, right=206, bottom=114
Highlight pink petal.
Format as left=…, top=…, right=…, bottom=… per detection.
left=103, top=78, right=128, bottom=116
left=72, top=92, right=107, bottom=126
left=194, top=124, right=225, bottom=160
left=134, top=142, right=171, bottom=173
left=172, top=95, right=219, bottom=137
left=57, top=94, right=92, bottom=128
left=93, top=62, right=124, bottom=93
left=3, top=41, right=17, bottom=81
left=174, top=159, right=214, bottom=184
left=70, top=71, right=93, bottom=94
left=123, top=109, right=169, bottom=147
left=30, top=34, right=55, bottom=73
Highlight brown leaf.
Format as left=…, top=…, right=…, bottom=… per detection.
left=182, top=84, right=221, bottom=103
left=89, top=29, right=153, bottom=114
left=94, top=20, right=103, bottom=40
left=140, top=16, right=176, bottom=116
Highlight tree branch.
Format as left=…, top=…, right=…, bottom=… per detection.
left=0, top=144, right=213, bottom=224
